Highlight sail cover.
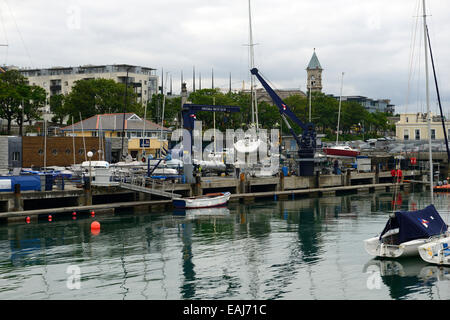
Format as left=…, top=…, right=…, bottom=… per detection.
left=379, top=204, right=448, bottom=243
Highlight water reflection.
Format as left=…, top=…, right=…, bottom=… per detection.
left=0, top=191, right=449, bottom=299
left=363, top=258, right=450, bottom=300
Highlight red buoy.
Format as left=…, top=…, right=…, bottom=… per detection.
left=48, top=214, right=52, bottom=222
left=90, top=210, right=95, bottom=217
left=91, top=221, right=101, bottom=235
left=25, top=216, right=30, bottom=224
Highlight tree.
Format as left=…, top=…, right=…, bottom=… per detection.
left=365, top=111, right=390, bottom=137
left=64, top=78, right=142, bottom=123
left=147, top=94, right=182, bottom=128
left=50, top=94, right=67, bottom=125
left=20, top=85, right=46, bottom=134
left=340, top=101, right=368, bottom=134
left=0, top=70, right=34, bottom=135
left=187, top=89, right=244, bottom=131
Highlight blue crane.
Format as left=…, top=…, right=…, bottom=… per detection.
left=250, top=68, right=316, bottom=176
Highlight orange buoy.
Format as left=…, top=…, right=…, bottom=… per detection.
left=25, top=216, right=30, bottom=224
left=91, top=221, right=101, bottom=235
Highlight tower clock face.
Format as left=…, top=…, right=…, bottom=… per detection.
left=311, top=76, right=315, bottom=81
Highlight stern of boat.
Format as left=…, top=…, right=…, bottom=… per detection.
left=364, top=236, right=404, bottom=258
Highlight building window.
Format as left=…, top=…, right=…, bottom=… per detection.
left=415, top=129, right=420, bottom=141
left=38, top=149, right=44, bottom=155
left=52, top=149, right=58, bottom=155
left=431, top=129, right=436, bottom=140
left=12, top=152, right=20, bottom=161
left=65, top=149, right=71, bottom=155
left=403, top=129, right=409, bottom=141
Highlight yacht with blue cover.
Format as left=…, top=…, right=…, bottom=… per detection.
left=364, top=205, right=448, bottom=258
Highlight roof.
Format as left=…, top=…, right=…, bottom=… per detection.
left=60, top=113, right=170, bottom=132
left=307, top=50, right=322, bottom=70
left=380, top=204, right=448, bottom=244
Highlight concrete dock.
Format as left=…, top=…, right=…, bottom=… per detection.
left=0, top=169, right=422, bottom=224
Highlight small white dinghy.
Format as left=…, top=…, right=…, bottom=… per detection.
left=173, top=192, right=231, bottom=209
left=364, top=204, right=448, bottom=258
left=418, top=235, right=450, bottom=266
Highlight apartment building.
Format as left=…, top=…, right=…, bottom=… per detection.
left=19, top=64, right=159, bottom=120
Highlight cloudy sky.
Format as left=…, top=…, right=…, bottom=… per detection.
left=1, top=0, right=450, bottom=115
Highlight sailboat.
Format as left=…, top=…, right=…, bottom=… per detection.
left=234, top=0, right=263, bottom=156
left=364, top=0, right=448, bottom=258
left=417, top=2, right=450, bottom=266
left=323, top=72, right=360, bottom=158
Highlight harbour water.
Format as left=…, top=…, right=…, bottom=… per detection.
left=0, top=191, right=449, bottom=300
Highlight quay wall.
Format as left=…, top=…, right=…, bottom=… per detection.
left=0, top=170, right=424, bottom=224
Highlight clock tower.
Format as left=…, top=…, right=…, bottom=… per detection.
left=306, top=49, right=323, bottom=93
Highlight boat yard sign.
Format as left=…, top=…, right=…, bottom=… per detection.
left=139, top=138, right=150, bottom=148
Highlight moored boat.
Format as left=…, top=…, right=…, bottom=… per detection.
left=173, top=192, right=231, bottom=209
left=323, top=145, right=360, bottom=158
left=364, top=204, right=448, bottom=258
left=434, top=184, right=450, bottom=192
left=418, top=236, right=450, bottom=266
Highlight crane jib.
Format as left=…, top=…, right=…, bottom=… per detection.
left=250, top=67, right=316, bottom=151
left=250, top=68, right=313, bottom=133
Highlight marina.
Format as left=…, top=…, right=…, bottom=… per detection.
left=0, top=190, right=449, bottom=300
left=1, top=0, right=450, bottom=304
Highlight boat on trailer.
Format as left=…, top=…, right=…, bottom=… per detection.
left=364, top=204, right=448, bottom=258
left=173, top=192, right=231, bottom=209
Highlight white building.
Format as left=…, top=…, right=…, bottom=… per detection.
left=19, top=64, right=159, bottom=121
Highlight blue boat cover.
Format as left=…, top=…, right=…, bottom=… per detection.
left=0, top=176, right=41, bottom=192
left=380, top=204, right=448, bottom=243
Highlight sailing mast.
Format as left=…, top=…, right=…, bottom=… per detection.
left=72, top=116, right=76, bottom=166
left=43, top=119, right=47, bottom=171
left=248, top=0, right=259, bottom=130
left=336, top=72, right=344, bottom=145
left=425, top=25, right=450, bottom=165
left=422, top=0, right=433, bottom=203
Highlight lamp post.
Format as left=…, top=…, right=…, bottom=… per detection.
left=18, top=101, right=24, bottom=137
left=87, top=151, right=93, bottom=186
left=120, top=66, right=133, bottom=160
left=87, top=150, right=93, bottom=205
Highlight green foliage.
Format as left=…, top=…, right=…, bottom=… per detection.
left=50, top=94, right=66, bottom=125
left=186, top=89, right=247, bottom=131
left=0, top=70, right=45, bottom=134
left=64, top=78, right=142, bottom=123
left=174, top=89, right=393, bottom=141
left=147, top=93, right=182, bottom=127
